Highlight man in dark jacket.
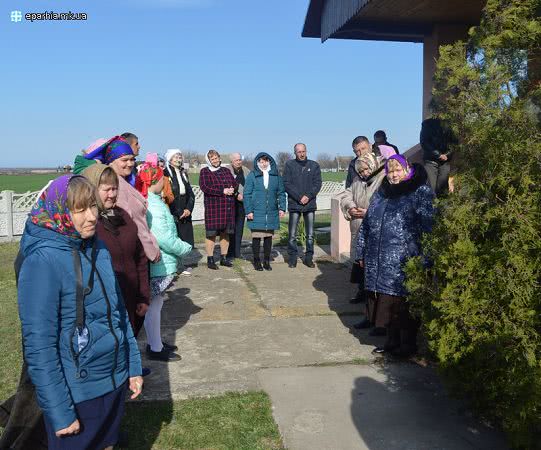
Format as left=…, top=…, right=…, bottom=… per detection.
left=346, top=136, right=372, bottom=189
left=283, top=143, right=322, bottom=268
left=420, top=118, right=456, bottom=196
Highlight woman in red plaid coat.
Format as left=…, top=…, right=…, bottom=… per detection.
left=199, top=149, right=238, bottom=269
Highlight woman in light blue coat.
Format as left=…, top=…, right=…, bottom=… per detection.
left=136, top=162, right=192, bottom=362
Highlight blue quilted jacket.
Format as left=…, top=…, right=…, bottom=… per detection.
left=243, top=152, right=286, bottom=231
left=17, top=221, right=142, bottom=432
left=356, top=164, right=434, bottom=297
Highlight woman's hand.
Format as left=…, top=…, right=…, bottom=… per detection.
left=237, top=193, right=243, bottom=202
left=246, top=213, right=254, bottom=220
left=129, top=376, right=143, bottom=400
left=55, top=419, right=80, bottom=437
left=358, top=260, right=364, bottom=268
left=153, top=251, right=161, bottom=264
left=223, top=187, right=234, bottom=196
left=180, top=209, right=191, bottom=219
left=279, top=210, right=285, bottom=218
left=136, top=303, right=148, bottom=317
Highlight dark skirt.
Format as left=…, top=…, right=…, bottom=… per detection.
left=205, top=227, right=234, bottom=238
left=45, top=382, right=127, bottom=450
left=176, top=219, right=194, bottom=247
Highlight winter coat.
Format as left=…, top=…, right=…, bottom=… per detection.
left=17, top=221, right=142, bottom=432
left=226, top=165, right=250, bottom=196
left=164, top=167, right=195, bottom=219
left=420, top=118, right=456, bottom=163
left=146, top=192, right=192, bottom=278
left=243, top=152, right=286, bottom=231
left=283, top=158, right=322, bottom=212
left=341, top=166, right=385, bottom=257
left=116, top=175, right=160, bottom=261
left=356, top=164, right=434, bottom=297
left=199, top=166, right=238, bottom=231
left=95, top=208, right=149, bottom=336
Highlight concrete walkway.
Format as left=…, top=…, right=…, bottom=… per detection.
left=138, top=244, right=508, bottom=449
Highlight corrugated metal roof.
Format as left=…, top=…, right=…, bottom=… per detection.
left=321, top=0, right=372, bottom=42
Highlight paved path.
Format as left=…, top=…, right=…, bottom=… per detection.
left=138, top=245, right=508, bottom=449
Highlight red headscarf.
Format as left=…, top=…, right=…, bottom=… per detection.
left=135, top=162, right=163, bottom=198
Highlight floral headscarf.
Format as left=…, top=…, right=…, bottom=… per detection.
left=84, top=136, right=133, bottom=165
left=385, top=154, right=415, bottom=182
left=135, top=162, right=164, bottom=198
left=30, top=175, right=81, bottom=238
left=355, top=153, right=380, bottom=181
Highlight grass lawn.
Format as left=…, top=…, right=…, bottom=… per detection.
left=0, top=243, right=284, bottom=449
left=0, top=174, right=62, bottom=193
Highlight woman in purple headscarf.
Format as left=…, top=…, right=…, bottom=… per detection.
left=16, top=175, right=143, bottom=449
left=85, top=136, right=160, bottom=263
left=356, top=155, right=434, bottom=357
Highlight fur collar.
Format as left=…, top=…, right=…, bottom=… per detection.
left=380, top=163, right=428, bottom=198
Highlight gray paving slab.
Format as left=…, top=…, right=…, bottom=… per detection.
left=258, top=365, right=509, bottom=450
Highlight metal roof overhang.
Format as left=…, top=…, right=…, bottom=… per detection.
left=302, top=0, right=485, bottom=43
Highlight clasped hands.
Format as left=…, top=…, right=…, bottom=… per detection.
left=348, top=207, right=367, bottom=219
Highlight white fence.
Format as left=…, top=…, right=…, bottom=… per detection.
left=0, top=181, right=345, bottom=239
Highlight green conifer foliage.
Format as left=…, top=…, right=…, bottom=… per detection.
left=405, top=1, right=541, bottom=447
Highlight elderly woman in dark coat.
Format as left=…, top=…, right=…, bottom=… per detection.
left=356, top=155, right=434, bottom=357
left=243, top=152, right=286, bottom=271
left=199, top=149, right=238, bottom=269
left=83, top=164, right=150, bottom=337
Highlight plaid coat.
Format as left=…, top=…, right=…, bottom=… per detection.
left=199, top=166, right=238, bottom=231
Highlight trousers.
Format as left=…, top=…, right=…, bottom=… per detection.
left=144, top=293, right=164, bottom=352
left=287, top=211, right=315, bottom=259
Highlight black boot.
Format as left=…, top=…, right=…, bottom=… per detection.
left=253, top=258, right=263, bottom=271
left=207, top=256, right=218, bottom=270
left=263, top=259, right=272, bottom=271
left=220, top=255, right=233, bottom=267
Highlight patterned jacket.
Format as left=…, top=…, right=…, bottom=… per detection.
left=356, top=164, right=434, bottom=297
left=199, top=166, right=238, bottom=231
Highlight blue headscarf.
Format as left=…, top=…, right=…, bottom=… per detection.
left=84, top=136, right=133, bottom=165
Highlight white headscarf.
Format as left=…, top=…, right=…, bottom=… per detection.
left=257, top=160, right=271, bottom=189
left=164, top=148, right=182, bottom=175
left=205, top=150, right=221, bottom=172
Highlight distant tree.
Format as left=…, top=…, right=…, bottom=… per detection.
left=275, top=151, right=292, bottom=175
left=317, top=152, right=334, bottom=170
left=243, top=153, right=254, bottom=171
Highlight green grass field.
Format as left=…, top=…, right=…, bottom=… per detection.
left=0, top=242, right=283, bottom=449
left=0, top=170, right=345, bottom=193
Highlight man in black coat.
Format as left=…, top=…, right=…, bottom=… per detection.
left=226, top=152, right=250, bottom=260
left=283, top=143, right=322, bottom=268
left=420, top=118, right=456, bottom=196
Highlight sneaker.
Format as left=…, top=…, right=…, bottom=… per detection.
left=147, top=348, right=182, bottom=362
left=180, top=267, right=192, bottom=276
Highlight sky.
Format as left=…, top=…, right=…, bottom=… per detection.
left=0, top=0, right=423, bottom=167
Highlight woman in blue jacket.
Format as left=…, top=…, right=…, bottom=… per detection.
left=18, top=175, right=143, bottom=449
left=356, top=155, right=434, bottom=357
left=243, top=152, right=286, bottom=271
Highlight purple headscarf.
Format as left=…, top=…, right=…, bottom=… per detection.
left=385, top=154, right=415, bottom=181
left=84, top=136, right=134, bottom=165
left=30, top=175, right=82, bottom=238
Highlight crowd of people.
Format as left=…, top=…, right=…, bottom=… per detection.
left=7, top=123, right=453, bottom=448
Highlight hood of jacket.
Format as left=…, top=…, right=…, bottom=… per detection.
left=252, top=152, right=278, bottom=177
left=20, top=219, right=90, bottom=258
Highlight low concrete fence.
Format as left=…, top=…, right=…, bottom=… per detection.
left=0, top=181, right=345, bottom=239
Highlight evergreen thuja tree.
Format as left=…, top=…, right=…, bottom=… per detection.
left=405, top=1, right=541, bottom=447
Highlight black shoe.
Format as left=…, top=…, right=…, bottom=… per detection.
left=288, top=260, right=297, bottom=268
left=220, top=256, right=233, bottom=267
left=253, top=259, right=263, bottom=271
left=263, top=259, right=272, bottom=271
left=147, top=348, right=182, bottom=362
left=304, top=258, right=315, bottom=268
left=207, top=256, right=219, bottom=270
left=349, top=291, right=365, bottom=304
left=353, top=319, right=371, bottom=329
left=369, top=327, right=387, bottom=337
left=147, top=342, right=178, bottom=353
